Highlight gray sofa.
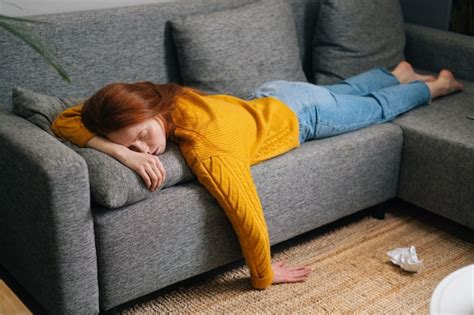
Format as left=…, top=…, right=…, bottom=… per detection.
left=0, top=0, right=473, bottom=314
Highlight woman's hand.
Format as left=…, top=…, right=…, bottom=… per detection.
left=271, top=261, right=312, bottom=285
left=85, top=136, right=166, bottom=192
left=121, top=149, right=166, bottom=191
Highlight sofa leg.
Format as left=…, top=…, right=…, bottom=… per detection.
left=371, top=207, right=386, bottom=220
left=370, top=201, right=390, bottom=220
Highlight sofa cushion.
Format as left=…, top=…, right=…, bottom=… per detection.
left=393, top=78, right=474, bottom=229
left=12, top=87, right=194, bottom=209
left=12, top=86, right=80, bottom=136
left=312, top=0, right=405, bottom=85
left=170, top=0, right=306, bottom=99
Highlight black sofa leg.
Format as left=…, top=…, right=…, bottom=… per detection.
left=370, top=201, right=391, bottom=220
left=371, top=207, right=386, bottom=220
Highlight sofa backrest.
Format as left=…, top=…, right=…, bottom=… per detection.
left=0, top=0, right=320, bottom=110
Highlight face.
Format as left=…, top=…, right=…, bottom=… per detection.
left=107, top=117, right=167, bottom=155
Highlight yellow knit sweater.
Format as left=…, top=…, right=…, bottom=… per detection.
left=51, top=88, right=300, bottom=289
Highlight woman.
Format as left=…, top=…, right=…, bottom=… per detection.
left=52, top=61, right=463, bottom=289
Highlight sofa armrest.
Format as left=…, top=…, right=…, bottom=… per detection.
left=0, top=109, right=99, bottom=315
left=404, top=23, right=474, bottom=82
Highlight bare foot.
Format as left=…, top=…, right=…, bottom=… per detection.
left=392, top=61, right=436, bottom=84
left=271, top=261, right=312, bottom=285
left=426, top=70, right=464, bottom=99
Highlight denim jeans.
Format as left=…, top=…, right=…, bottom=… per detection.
left=248, top=67, right=431, bottom=144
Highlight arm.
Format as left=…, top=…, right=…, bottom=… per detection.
left=86, top=136, right=166, bottom=191
left=0, top=108, right=99, bottom=314
left=52, top=106, right=165, bottom=191
left=193, top=155, right=273, bottom=289
left=404, top=23, right=474, bottom=82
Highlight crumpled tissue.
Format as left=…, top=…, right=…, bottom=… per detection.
left=387, top=245, right=423, bottom=272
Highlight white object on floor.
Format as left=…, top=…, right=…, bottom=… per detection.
left=430, top=264, right=474, bottom=315
left=387, top=245, right=423, bottom=272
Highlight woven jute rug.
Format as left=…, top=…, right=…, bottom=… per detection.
left=120, top=201, right=474, bottom=314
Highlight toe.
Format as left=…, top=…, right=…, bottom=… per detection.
left=440, top=69, right=454, bottom=79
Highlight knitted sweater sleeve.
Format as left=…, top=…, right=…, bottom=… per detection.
left=50, top=105, right=96, bottom=147
left=193, top=154, right=273, bottom=289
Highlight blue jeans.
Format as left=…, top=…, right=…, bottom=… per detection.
left=248, top=68, right=431, bottom=144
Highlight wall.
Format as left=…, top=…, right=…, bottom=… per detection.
left=1, top=0, right=182, bottom=17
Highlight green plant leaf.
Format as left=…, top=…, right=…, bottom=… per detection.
left=0, top=14, right=48, bottom=24
left=0, top=16, right=70, bottom=82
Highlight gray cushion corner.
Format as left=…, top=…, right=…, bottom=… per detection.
left=170, top=0, right=306, bottom=98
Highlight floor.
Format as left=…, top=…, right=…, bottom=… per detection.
left=1, top=198, right=472, bottom=314
left=0, top=267, right=45, bottom=314
left=0, top=280, right=32, bottom=314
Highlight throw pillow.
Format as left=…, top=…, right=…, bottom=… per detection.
left=312, top=0, right=406, bottom=85
left=12, top=86, right=194, bottom=209
left=12, top=86, right=80, bottom=136
left=170, top=0, right=306, bottom=99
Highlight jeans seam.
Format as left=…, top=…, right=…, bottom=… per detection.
left=386, top=97, right=428, bottom=119
left=316, top=120, right=374, bottom=128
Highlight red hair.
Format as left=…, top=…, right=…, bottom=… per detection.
left=81, top=81, right=184, bottom=139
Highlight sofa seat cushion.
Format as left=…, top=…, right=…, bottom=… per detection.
left=93, top=123, right=402, bottom=309
left=170, top=0, right=306, bottom=98
left=393, top=79, right=474, bottom=229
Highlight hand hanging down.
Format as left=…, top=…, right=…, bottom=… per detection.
left=272, top=261, right=312, bottom=285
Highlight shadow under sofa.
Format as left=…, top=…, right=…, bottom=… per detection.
left=0, top=1, right=473, bottom=314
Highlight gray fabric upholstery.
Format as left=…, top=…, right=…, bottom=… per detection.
left=312, top=0, right=405, bottom=84
left=12, top=87, right=194, bottom=208
left=78, top=144, right=193, bottom=208
left=404, top=23, right=474, bottom=82
left=170, top=0, right=307, bottom=98
left=94, top=123, right=402, bottom=309
left=288, top=0, right=322, bottom=83
left=0, top=0, right=256, bottom=110
left=394, top=79, right=474, bottom=229
left=0, top=0, right=322, bottom=111
left=0, top=108, right=99, bottom=314
left=12, top=86, right=80, bottom=136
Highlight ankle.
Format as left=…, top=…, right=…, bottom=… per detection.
left=426, top=81, right=440, bottom=99
left=391, top=69, right=405, bottom=84
left=426, top=79, right=448, bottom=99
